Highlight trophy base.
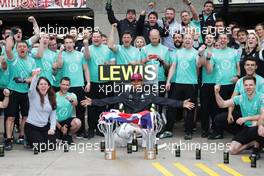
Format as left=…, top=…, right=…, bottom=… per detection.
left=105, top=149, right=116, bottom=160
left=144, top=148, right=156, bottom=160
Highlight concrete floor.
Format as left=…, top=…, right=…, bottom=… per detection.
left=0, top=117, right=263, bottom=176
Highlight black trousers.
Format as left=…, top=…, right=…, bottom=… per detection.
left=69, top=86, right=86, bottom=135
left=87, top=82, right=109, bottom=132
left=242, top=126, right=264, bottom=146
left=0, top=88, right=19, bottom=139
left=166, top=83, right=198, bottom=134
left=0, top=88, right=7, bottom=138
left=146, top=81, right=166, bottom=114
left=158, top=81, right=166, bottom=114
left=200, top=83, right=218, bottom=132
left=214, top=106, right=244, bottom=135
left=24, top=122, right=56, bottom=151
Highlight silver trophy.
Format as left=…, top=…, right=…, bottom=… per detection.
left=144, top=111, right=163, bottom=160
left=98, top=117, right=116, bottom=160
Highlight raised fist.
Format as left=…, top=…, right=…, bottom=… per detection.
left=3, top=89, right=10, bottom=97
left=28, top=16, right=36, bottom=23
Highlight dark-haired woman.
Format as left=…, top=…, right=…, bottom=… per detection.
left=25, top=70, right=57, bottom=152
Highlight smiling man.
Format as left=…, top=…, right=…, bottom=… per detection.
left=31, top=34, right=57, bottom=86
left=108, top=23, right=141, bottom=65
left=4, top=36, right=36, bottom=150
left=105, top=3, right=137, bottom=44
left=81, top=73, right=194, bottom=114
left=213, top=58, right=264, bottom=140
left=214, top=76, right=264, bottom=156
left=56, top=77, right=81, bottom=144
left=164, top=34, right=202, bottom=140
left=56, top=34, right=91, bottom=139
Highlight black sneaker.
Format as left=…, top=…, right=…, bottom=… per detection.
left=16, top=135, right=24, bottom=145
left=158, top=131, right=173, bottom=139
left=96, top=130, right=104, bottom=137
left=251, top=147, right=261, bottom=160
left=82, top=131, right=89, bottom=139
left=87, top=130, right=95, bottom=139
left=5, top=139, right=13, bottom=151
left=192, top=127, right=197, bottom=133
left=208, top=133, right=223, bottom=140
left=201, top=131, right=208, bottom=138
left=76, top=133, right=84, bottom=139
left=66, top=135, right=74, bottom=145
left=184, top=133, right=192, bottom=140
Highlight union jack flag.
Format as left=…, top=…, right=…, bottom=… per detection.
left=100, top=110, right=154, bottom=129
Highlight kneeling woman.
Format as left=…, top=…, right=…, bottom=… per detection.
left=25, top=70, right=56, bottom=152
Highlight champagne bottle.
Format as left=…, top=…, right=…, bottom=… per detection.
left=132, top=131, right=138, bottom=152
left=119, top=103, right=125, bottom=113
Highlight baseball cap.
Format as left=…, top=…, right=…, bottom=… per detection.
left=131, top=73, right=143, bottom=81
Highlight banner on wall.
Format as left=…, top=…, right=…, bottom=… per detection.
left=0, top=0, right=87, bottom=10
left=213, top=0, right=264, bottom=4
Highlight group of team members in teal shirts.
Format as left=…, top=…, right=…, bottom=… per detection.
left=1, top=21, right=264, bottom=155
left=0, top=25, right=89, bottom=149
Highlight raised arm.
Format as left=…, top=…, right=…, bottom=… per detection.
left=105, top=3, right=119, bottom=24
left=56, top=45, right=64, bottom=68
left=83, top=31, right=90, bottom=60
left=216, top=0, right=229, bottom=19
left=5, top=36, right=14, bottom=60
left=34, top=35, right=45, bottom=59
left=227, top=91, right=238, bottom=123
left=108, top=23, right=118, bottom=52
left=28, top=16, right=40, bottom=44
left=214, top=85, right=234, bottom=108
left=136, top=10, right=146, bottom=36
left=28, top=70, right=40, bottom=98
left=197, top=45, right=207, bottom=68
left=183, top=0, right=199, bottom=21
